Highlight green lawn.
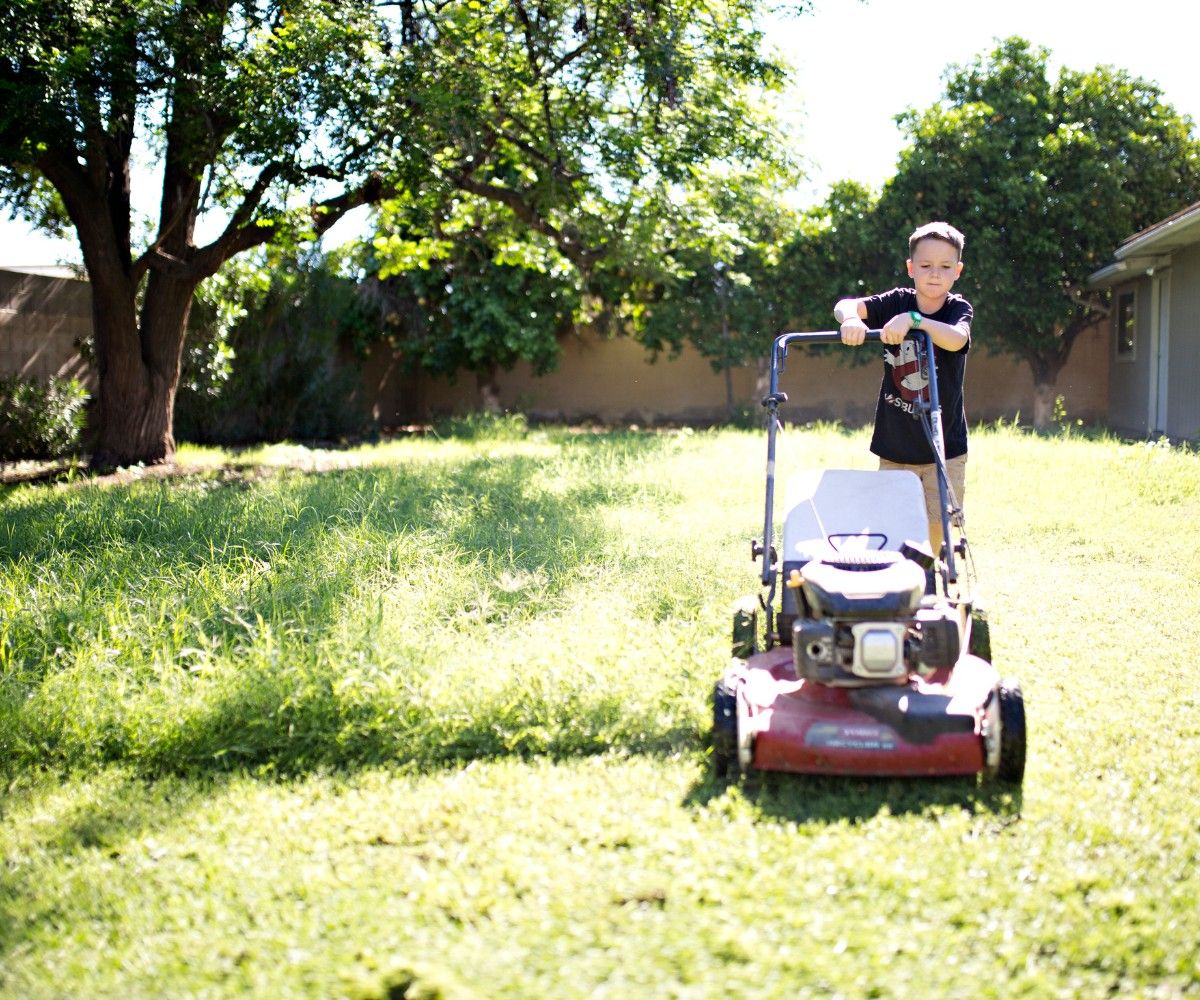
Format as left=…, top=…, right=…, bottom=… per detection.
left=2, top=423, right=1198, bottom=998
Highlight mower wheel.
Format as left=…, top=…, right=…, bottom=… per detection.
left=969, top=607, right=991, bottom=661
left=995, top=681, right=1026, bottom=784
left=712, top=679, right=739, bottom=778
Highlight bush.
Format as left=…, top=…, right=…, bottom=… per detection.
left=0, top=375, right=89, bottom=461
left=174, top=251, right=371, bottom=445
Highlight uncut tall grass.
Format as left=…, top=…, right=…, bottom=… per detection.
left=1, top=430, right=761, bottom=774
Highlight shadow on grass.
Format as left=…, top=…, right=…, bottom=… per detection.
left=685, top=766, right=1024, bottom=825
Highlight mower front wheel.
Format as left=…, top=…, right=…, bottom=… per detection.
left=712, top=679, right=739, bottom=778
left=985, top=680, right=1026, bottom=784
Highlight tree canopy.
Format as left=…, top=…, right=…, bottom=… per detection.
left=0, top=0, right=801, bottom=464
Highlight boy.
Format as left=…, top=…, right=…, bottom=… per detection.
left=833, top=221, right=972, bottom=557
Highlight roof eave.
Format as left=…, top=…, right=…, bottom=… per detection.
left=1115, top=203, right=1200, bottom=259
left=1086, top=255, right=1168, bottom=289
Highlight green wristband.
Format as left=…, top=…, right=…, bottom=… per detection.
left=909, top=310, right=923, bottom=329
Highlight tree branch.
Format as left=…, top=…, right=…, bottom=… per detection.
left=188, top=172, right=399, bottom=279
left=184, top=163, right=285, bottom=273
left=310, top=172, right=398, bottom=238
left=450, top=173, right=599, bottom=270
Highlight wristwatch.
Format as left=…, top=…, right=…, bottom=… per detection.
left=909, top=310, right=923, bottom=329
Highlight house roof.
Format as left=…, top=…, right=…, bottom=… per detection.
left=1087, top=200, right=1200, bottom=288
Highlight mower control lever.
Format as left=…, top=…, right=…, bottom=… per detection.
left=750, top=538, right=777, bottom=564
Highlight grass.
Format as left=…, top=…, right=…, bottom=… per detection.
left=1, top=421, right=1199, bottom=998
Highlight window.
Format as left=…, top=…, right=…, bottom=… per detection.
left=1115, top=290, right=1136, bottom=361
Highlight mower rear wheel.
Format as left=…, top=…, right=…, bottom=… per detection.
left=995, top=681, right=1026, bottom=784
left=712, top=679, right=739, bottom=778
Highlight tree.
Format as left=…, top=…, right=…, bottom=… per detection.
left=632, top=166, right=798, bottom=416
left=774, top=179, right=888, bottom=334
left=363, top=195, right=581, bottom=409
left=0, top=0, right=799, bottom=466
left=876, top=37, right=1200, bottom=424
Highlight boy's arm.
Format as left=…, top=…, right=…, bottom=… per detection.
left=924, top=318, right=970, bottom=352
left=881, top=312, right=970, bottom=351
left=834, top=298, right=869, bottom=346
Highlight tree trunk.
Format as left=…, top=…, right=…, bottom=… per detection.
left=1026, top=349, right=1067, bottom=430
left=477, top=367, right=503, bottom=413
left=754, top=356, right=770, bottom=406
left=1031, top=380, right=1058, bottom=430
left=1024, top=313, right=1100, bottom=430
left=89, top=268, right=197, bottom=469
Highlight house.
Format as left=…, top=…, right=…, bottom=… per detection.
left=1088, top=201, right=1200, bottom=441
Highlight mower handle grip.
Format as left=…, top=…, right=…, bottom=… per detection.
left=768, top=330, right=887, bottom=397
left=776, top=329, right=885, bottom=345
left=772, top=328, right=884, bottom=363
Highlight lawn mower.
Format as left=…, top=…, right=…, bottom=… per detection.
left=712, top=330, right=1025, bottom=783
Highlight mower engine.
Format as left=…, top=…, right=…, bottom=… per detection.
left=790, top=550, right=960, bottom=685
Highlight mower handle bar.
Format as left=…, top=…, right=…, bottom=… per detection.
left=769, top=329, right=889, bottom=397
left=760, top=328, right=956, bottom=591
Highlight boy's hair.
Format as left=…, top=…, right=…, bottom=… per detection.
left=909, top=221, right=965, bottom=259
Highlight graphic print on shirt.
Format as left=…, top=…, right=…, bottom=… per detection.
left=884, top=341, right=928, bottom=413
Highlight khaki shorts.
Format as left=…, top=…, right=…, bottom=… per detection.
left=878, top=454, right=967, bottom=529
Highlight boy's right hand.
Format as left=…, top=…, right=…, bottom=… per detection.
left=839, top=316, right=868, bottom=346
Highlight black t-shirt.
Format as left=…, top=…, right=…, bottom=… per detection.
left=861, top=288, right=973, bottom=464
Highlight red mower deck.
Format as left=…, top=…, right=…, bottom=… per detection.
left=734, top=647, right=994, bottom=777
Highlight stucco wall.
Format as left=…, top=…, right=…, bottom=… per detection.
left=387, top=322, right=1111, bottom=428
left=0, top=268, right=93, bottom=386
left=2, top=263, right=1112, bottom=434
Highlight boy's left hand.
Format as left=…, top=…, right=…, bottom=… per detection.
left=881, top=314, right=910, bottom=345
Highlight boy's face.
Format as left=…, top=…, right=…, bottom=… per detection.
left=906, top=236, right=963, bottom=301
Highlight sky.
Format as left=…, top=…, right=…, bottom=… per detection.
left=2, top=0, right=1198, bottom=267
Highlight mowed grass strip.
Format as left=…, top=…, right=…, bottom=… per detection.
left=1, top=422, right=1199, bottom=998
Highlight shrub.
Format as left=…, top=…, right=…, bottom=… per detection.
left=175, top=251, right=371, bottom=445
left=0, top=375, right=89, bottom=461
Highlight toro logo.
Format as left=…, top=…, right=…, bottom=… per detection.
left=805, top=722, right=898, bottom=751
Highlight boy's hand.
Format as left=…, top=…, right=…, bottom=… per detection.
left=839, top=316, right=868, bottom=346
left=881, top=314, right=910, bottom=345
